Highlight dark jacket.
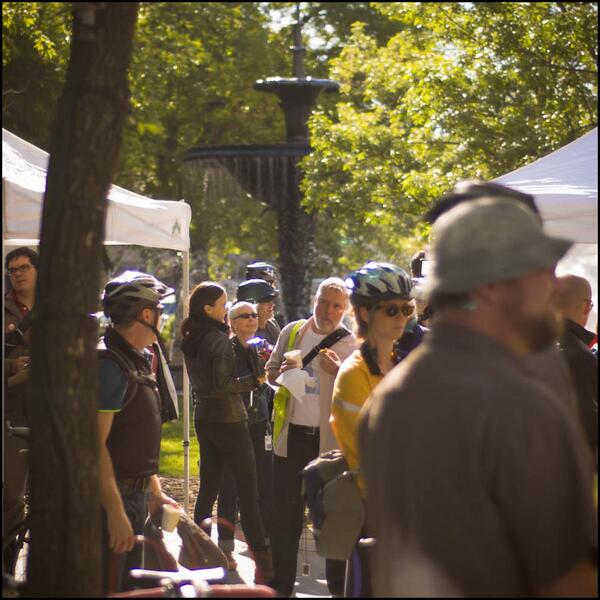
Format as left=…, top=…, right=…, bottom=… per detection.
left=232, top=337, right=270, bottom=425
left=4, top=292, right=31, bottom=424
left=182, top=317, right=258, bottom=423
left=558, top=319, right=598, bottom=455
left=395, top=318, right=428, bottom=362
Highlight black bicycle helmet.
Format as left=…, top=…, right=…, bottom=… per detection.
left=345, top=262, right=413, bottom=302
left=102, top=271, right=174, bottom=323
left=237, top=279, right=279, bottom=303
left=245, top=262, right=277, bottom=284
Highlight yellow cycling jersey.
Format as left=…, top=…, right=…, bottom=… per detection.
left=330, top=349, right=382, bottom=492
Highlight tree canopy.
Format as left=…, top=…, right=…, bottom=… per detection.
left=3, top=2, right=597, bottom=280
left=302, top=1, right=598, bottom=268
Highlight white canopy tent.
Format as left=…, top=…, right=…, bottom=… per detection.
left=3, top=128, right=195, bottom=511
left=495, top=127, right=598, bottom=329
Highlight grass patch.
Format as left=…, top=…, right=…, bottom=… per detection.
left=159, top=395, right=199, bottom=478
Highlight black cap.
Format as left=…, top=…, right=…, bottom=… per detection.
left=237, top=279, right=279, bottom=303
left=424, top=180, right=539, bottom=224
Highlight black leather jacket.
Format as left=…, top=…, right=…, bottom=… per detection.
left=182, top=318, right=258, bottom=423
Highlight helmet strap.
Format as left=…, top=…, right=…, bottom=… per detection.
left=135, top=317, right=161, bottom=338
left=135, top=305, right=161, bottom=339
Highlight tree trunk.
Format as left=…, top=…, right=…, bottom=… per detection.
left=26, top=4, right=139, bottom=597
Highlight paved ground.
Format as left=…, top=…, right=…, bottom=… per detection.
left=14, top=520, right=332, bottom=598
left=163, top=521, right=332, bottom=598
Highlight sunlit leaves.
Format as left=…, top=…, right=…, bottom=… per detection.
left=2, top=2, right=71, bottom=148
left=301, top=1, right=597, bottom=271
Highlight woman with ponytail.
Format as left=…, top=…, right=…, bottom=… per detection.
left=330, top=263, right=420, bottom=597
left=181, top=282, right=273, bottom=584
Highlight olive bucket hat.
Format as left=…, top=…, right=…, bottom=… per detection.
left=426, top=197, right=573, bottom=295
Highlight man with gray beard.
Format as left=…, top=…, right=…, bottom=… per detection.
left=359, top=195, right=597, bottom=597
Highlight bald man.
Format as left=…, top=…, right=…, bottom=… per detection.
left=555, top=274, right=597, bottom=457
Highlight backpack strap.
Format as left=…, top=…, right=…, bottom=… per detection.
left=98, top=342, right=156, bottom=410
left=302, top=326, right=352, bottom=369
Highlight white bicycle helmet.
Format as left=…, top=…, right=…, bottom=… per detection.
left=102, top=271, right=174, bottom=323
left=345, top=262, right=413, bottom=302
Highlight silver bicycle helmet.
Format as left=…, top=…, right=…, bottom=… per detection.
left=102, top=270, right=174, bottom=323
left=345, top=262, right=413, bottom=302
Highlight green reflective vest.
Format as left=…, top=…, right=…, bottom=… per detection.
left=273, top=319, right=305, bottom=445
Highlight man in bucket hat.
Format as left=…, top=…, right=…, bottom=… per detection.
left=359, top=193, right=597, bottom=597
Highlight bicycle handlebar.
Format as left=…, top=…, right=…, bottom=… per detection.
left=5, top=422, right=30, bottom=440
left=119, top=570, right=275, bottom=598
left=129, top=567, right=225, bottom=583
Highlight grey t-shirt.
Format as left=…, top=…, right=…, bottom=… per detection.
left=359, top=322, right=597, bottom=597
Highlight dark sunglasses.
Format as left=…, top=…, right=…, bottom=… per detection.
left=375, top=304, right=414, bottom=318
left=232, top=312, right=258, bottom=320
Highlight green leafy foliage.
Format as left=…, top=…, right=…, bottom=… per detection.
left=3, top=2, right=597, bottom=281
left=118, top=2, right=288, bottom=196
left=2, top=2, right=71, bottom=147
left=302, top=2, right=598, bottom=270
left=116, top=2, right=292, bottom=280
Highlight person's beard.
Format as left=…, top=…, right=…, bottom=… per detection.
left=517, top=309, right=562, bottom=352
left=503, top=286, right=562, bottom=353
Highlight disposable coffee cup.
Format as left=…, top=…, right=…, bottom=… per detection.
left=284, top=350, right=302, bottom=368
left=161, top=504, right=182, bottom=532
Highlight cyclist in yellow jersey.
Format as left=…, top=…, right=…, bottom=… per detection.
left=330, top=262, right=418, bottom=597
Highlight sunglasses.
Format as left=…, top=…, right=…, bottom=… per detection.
left=375, top=304, right=415, bottom=318
left=232, top=312, right=258, bottom=320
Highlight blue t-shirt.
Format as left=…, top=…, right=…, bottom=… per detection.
left=97, top=358, right=128, bottom=412
left=97, top=349, right=153, bottom=412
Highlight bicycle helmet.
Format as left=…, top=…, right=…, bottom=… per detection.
left=102, top=270, right=174, bottom=323
left=345, top=262, right=413, bottom=302
left=237, top=279, right=279, bottom=303
left=245, top=262, right=277, bottom=285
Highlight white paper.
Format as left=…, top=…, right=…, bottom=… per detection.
left=275, top=368, right=315, bottom=400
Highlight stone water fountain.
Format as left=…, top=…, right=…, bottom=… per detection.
left=183, top=7, right=339, bottom=321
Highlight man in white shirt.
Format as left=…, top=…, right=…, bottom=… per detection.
left=266, top=278, right=356, bottom=597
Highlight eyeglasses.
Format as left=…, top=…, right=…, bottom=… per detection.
left=583, top=299, right=594, bottom=309
left=232, top=312, right=258, bottom=320
left=375, top=304, right=415, bottom=318
left=6, top=264, right=33, bottom=277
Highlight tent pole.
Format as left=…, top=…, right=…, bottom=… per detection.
left=182, top=249, right=191, bottom=513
